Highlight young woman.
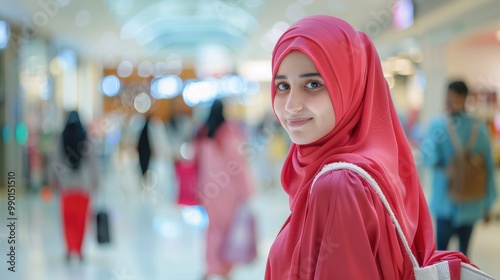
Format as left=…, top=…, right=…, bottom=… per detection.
left=265, top=15, right=472, bottom=279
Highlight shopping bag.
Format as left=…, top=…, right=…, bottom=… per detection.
left=96, top=210, right=111, bottom=244
left=175, top=160, right=198, bottom=206
left=312, top=162, right=495, bottom=280
left=221, top=204, right=257, bottom=264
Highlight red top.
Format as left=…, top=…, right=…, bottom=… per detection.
left=266, top=15, right=470, bottom=279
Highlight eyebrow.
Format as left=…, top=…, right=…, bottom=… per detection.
left=275, top=73, right=321, bottom=80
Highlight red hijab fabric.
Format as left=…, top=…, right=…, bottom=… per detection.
left=268, top=15, right=469, bottom=278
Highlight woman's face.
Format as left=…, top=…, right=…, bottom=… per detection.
left=273, top=51, right=336, bottom=145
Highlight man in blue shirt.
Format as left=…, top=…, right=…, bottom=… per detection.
left=422, top=80, right=497, bottom=256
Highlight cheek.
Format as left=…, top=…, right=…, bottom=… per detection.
left=319, top=97, right=336, bottom=131
left=273, top=97, right=285, bottom=120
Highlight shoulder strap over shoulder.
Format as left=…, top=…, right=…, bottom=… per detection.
left=311, top=162, right=421, bottom=269
left=312, top=162, right=496, bottom=279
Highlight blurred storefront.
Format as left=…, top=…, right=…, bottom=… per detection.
left=0, top=19, right=105, bottom=192
left=0, top=22, right=24, bottom=191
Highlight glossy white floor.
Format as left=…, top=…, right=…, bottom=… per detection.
left=1, top=159, right=499, bottom=280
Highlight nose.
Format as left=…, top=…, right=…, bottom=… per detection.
left=284, top=88, right=304, bottom=113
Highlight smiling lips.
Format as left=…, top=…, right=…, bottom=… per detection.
left=286, top=118, right=312, bottom=128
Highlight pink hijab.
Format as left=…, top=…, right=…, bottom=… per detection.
left=271, top=15, right=469, bottom=272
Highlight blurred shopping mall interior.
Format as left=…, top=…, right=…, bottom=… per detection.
left=1, top=0, right=500, bottom=279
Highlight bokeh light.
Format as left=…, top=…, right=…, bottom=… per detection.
left=181, top=206, right=208, bottom=228
left=261, top=21, right=289, bottom=52
left=0, top=20, right=10, bottom=49
left=16, top=122, right=29, bottom=145
left=151, top=75, right=183, bottom=99
left=153, top=216, right=182, bottom=239
left=134, top=92, right=152, bottom=113
left=101, top=75, right=121, bottom=97
left=57, top=49, right=77, bottom=70
left=117, top=60, right=134, bottom=77
left=105, top=128, right=121, bottom=145
left=138, top=61, right=153, bottom=78
left=219, top=74, right=247, bottom=96
left=182, top=79, right=218, bottom=107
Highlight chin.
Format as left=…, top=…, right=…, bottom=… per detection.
left=290, top=136, right=312, bottom=145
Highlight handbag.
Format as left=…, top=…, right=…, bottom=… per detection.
left=312, top=162, right=495, bottom=280
left=174, top=160, right=199, bottom=206
left=96, top=210, right=111, bottom=244
left=221, top=203, right=257, bottom=264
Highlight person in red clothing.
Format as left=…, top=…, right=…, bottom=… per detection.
left=49, top=111, right=99, bottom=262
left=265, top=15, right=476, bottom=279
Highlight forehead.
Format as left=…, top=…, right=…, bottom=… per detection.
left=276, top=51, right=318, bottom=75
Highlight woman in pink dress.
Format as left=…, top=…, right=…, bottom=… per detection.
left=265, top=15, right=476, bottom=279
left=195, top=99, right=254, bottom=280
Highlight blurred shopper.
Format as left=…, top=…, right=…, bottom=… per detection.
left=166, top=113, right=195, bottom=160
left=49, top=110, right=99, bottom=262
left=194, top=99, right=254, bottom=280
left=423, top=80, right=497, bottom=256
left=137, top=115, right=152, bottom=178
left=167, top=114, right=199, bottom=206
left=265, top=15, right=481, bottom=279
left=135, top=111, right=176, bottom=203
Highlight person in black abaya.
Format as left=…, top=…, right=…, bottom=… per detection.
left=137, top=117, right=151, bottom=177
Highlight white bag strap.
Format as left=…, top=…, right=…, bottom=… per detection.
left=312, top=162, right=421, bottom=269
